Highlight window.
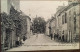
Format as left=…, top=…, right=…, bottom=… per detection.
left=62, top=30, right=64, bottom=34
left=69, top=17, right=71, bottom=27
left=74, top=12, right=76, bottom=32
left=65, top=13, right=67, bottom=23
left=62, top=15, right=64, bottom=24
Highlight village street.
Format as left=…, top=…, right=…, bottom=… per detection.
left=7, top=34, right=79, bottom=51
left=1, top=1, right=79, bottom=52
left=7, top=34, right=59, bottom=51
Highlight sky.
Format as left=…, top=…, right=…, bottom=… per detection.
left=20, top=1, right=68, bottom=21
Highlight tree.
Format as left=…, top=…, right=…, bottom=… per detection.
left=1, top=12, right=12, bottom=47
left=33, top=17, right=46, bottom=33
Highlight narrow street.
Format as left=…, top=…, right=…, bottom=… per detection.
left=24, top=34, right=55, bottom=45
left=7, top=34, right=59, bottom=51
left=1, top=1, right=79, bottom=52
left=7, top=34, right=79, bottom=51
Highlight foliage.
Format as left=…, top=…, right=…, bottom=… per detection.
left=33, top=17, right=46, bottom=33
left=1, top=5, right=23, bottom=47
left=1, top=12, right=11, bottom=47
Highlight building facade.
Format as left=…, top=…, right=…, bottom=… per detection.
left=1, top=0, right=30, bottom=51
left=1, top=0, right=20, bottom=50
left=45, top=0, right=80, bottom=42
left=50, top=17, right=56, bottom=37
left=45, top=17, right=56, bottom=37
left=1, top=0, right=20, bottom=14
left=55, top=1, right=80, bottom=42
left=19, top=12, right=31, bottom=40
left=45, top=20, right=50, bottom=36
left=26, top=16, right=31, bottom=38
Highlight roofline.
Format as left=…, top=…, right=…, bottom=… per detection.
left=56, top=2, right=79, bottom=17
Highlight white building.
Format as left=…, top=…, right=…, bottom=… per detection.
left=1, top=0, right=20, bottom=14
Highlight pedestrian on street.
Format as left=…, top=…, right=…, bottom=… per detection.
left=61, top=31, right=64, bottom=42
left=54, top=33, right=56, bottom=40
left=50, top=33, right=53, bottom=40
left=62, top=35, right=64, bottom=42
left=57, top=33, right=59, bottom=40
left=20, top=40, right=22, bottom=46
left=16, top=41, right=19, bottom=47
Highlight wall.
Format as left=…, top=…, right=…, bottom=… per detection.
left=26, top=17, right=31, bottom=38
left=50, top=19, right=56, bottom=36
left=46, top=22, right=50, bottom=36
left=1, top=0, right=20, bottom=14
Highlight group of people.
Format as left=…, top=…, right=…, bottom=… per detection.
left=15, top=36, right=26, bottom=47
left=50, top=33, right=65, bottom=42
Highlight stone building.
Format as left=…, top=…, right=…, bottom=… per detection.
left=19, top=13, right=27, bottom=40
left=50, top=17, right=56, bottom=37
left=20, top=13, right=31, bottom=39
left=55, top=0, right=80, bottom=42
left=1, top=0, right=32, bottom=51
left=55, top=6, right=68, bottom=42
left=46, top=16, right=56, bottom=37
left=66, top=1, right=80, bottom=42
left=19, top=12, right=32, bottom=40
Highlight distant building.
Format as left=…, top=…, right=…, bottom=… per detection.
left=50, top=17, right=56, bottom=37
left=19, top=12, right=31, bottom=39
left=45, top=19, right=50, bottom=36
left=46, top=16, right=56, bottom=38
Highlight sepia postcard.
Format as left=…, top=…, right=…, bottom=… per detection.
left=1, top=0, right=80, bottom=52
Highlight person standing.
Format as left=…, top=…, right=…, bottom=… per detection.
left=54, top=33, right=56, bottom=40
left=62, top=31, right=64, bottom=42
left=50, top=33, right=53, bottom=40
